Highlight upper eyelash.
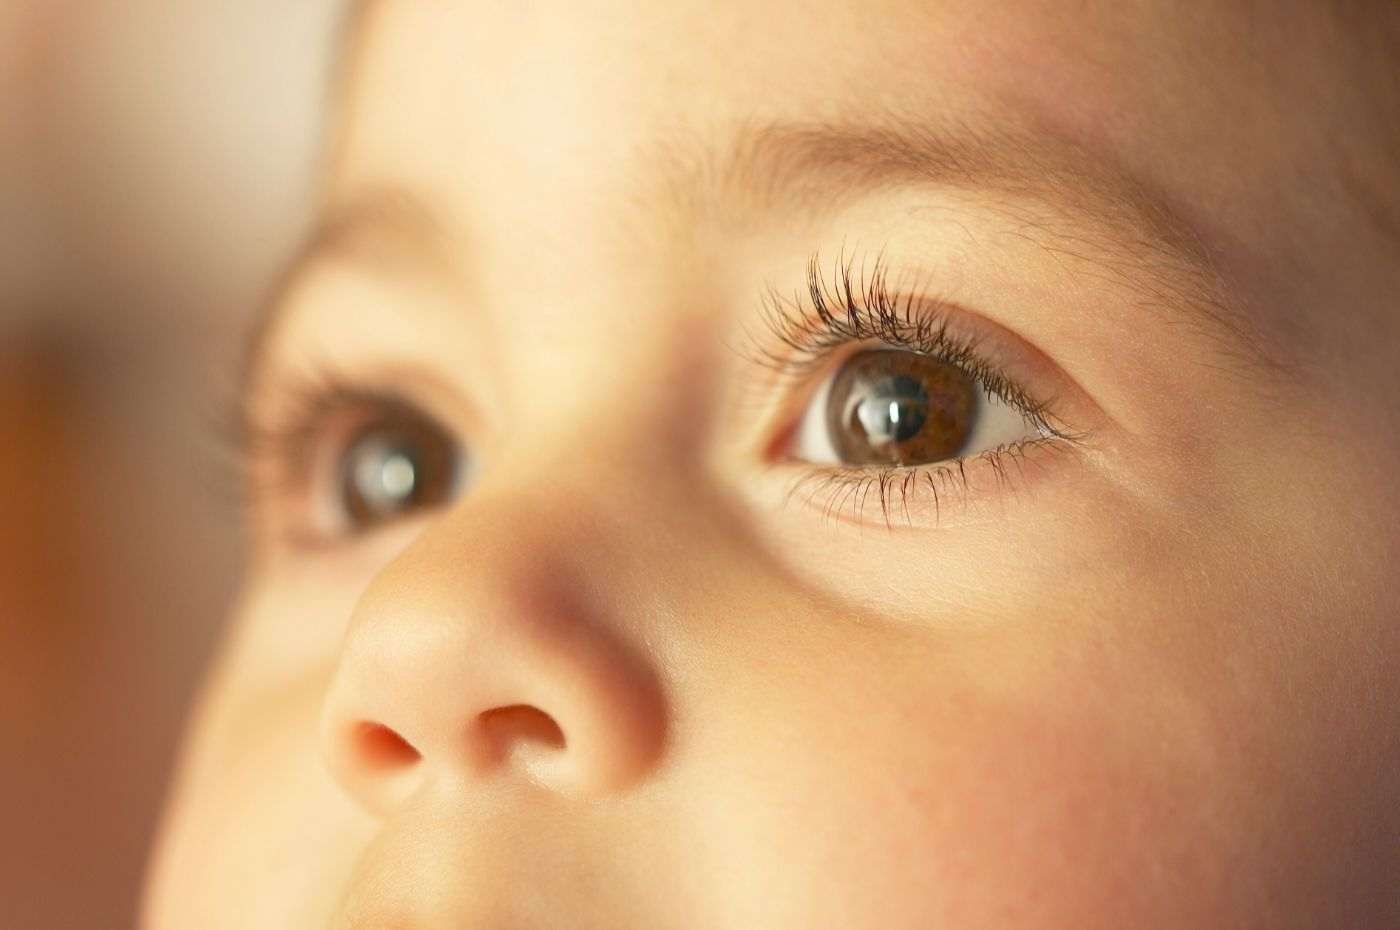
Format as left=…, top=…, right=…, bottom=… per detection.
left=231, top=367, right=404, bottom=505
left=744, top=249, right=1085, bottom=526
left=230, top=251, right=1076, bottom=535
left=243, top=371, right=353, bottom=472
left=228, top=369, right=453, bottom=547
left=751, top=250, right=1067, bottom=440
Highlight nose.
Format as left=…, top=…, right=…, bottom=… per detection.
left=319, top=494, right=669, bottom=816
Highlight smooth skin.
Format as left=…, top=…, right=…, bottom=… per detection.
left=143, top=2, right=1400, bottom=928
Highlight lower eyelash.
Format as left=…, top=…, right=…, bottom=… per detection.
left=782, top=437, right=1064, bottom=529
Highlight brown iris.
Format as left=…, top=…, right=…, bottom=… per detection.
left=339, top=411, right=460, bottom=530
left=826, top=349, right=978, bottom=466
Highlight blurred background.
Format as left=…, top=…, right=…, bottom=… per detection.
left=1, top=3, right=343, bottom=926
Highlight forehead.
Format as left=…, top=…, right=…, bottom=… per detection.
left=336, top=0, right=1138, bottom=185
left=331, top=0, right=1338, bottom=176
left=339, top=3, right=1187, bottom=267
left=327, top=1, right=1357, bottom=255
left=310, top=0, right=1391, bottom=376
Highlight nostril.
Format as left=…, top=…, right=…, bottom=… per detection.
left=479, top=704, right=566, bottom=750
left=353, top=721, right=422, bottom=770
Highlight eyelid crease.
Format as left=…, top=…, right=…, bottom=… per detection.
left=238, top=183, right=458, bottom=420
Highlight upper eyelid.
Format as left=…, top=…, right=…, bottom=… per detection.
left=252, top=112, right=1283, bottom=396
left=707, top=117, right=1285, bottom=379
left=244, top=248, right=1095, bottom=459
left=239, top=187, right=457, bottom=408
left=235, top=373, right=471, bottom=543
left=744, top=252, right=1096, bottom=437
left=240, top=350, right=473, bottom=466
left=238, top=376, right=398, bottom=493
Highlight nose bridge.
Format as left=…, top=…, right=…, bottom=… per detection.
left=320, top=489, right=669, bottom=815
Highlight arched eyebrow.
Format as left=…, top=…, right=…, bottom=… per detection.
left=669, top=116, right=1284, bottom=376
left=712, top=117, right=1195, bottom=246
left=245, top=113, right=1286, bottom=394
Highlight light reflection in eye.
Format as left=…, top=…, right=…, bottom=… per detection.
left=336, top=414, right=462, bottom=533
left=791, top=348, right=1043, bottom=468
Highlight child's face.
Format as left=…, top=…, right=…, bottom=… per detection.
left=144, top=2, right=1399, bottom=927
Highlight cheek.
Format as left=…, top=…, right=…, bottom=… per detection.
left=874, top=707, right=1212, bottom=928
left=685, top=620, right=1238, bottom=930
left=147, top=700, right=365, bottom=930
left=143, top=600, right=375, bottom=930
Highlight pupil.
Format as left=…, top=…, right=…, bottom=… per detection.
left=855, top=375, right=928, bottom=444
left=824, top=349, right=978, bottom=467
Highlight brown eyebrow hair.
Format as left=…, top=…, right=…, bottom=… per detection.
left=244, top=104, right=1289, bottom=402
left=664, top=114, right=1279, bottom=370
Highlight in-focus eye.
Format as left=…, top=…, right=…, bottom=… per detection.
left=790, top=348, right=1042, bottom=467
left=337, top=410, right=462, bottom=532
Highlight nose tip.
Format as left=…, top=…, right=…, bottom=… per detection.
left=318, top=547, right=668, bottom=816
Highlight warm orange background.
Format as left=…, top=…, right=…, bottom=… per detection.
left=1, top=3, right=342, bottom=927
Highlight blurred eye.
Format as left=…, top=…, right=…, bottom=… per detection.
left=790, top=348, right=1042, bottom=467
left=336, top=411, right=462, bottom=532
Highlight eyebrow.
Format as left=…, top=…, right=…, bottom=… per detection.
left=245, top=113, right=1284, bottom=389
left=698, top=117, right=1280, bottom=374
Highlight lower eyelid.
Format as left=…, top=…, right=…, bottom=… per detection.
left=772, top=435, right=1081, bottom=530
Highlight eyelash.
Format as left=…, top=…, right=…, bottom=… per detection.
left=229, top=369, right=416, bottom=540
left=749, top=251, right=1081, bottom=526
left=234, top=251, right=1081, bottom=540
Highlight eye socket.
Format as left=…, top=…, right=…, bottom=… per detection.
left=334, top=409, right=463, bottom=533
left=789, top=348, right=1044, bottom=467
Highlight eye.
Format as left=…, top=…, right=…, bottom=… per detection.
left=790, top=348, right=1044, bottom=467
left=335, top=409, right=463, bottom=533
